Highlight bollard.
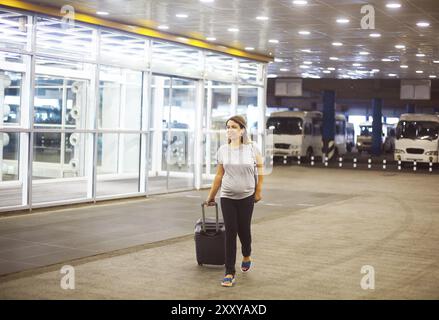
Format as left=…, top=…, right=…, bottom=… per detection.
left=353, top=158, right=357, bottom=168
left=383, top=159, right=387, bottom=170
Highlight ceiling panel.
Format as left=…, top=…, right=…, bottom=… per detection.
left=9, top=0, right=439, bottom=79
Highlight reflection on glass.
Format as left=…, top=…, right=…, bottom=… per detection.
left=1, top=132, right=19, bottom=181
left=99, top=66, right=142, bottom=130
left=1, top=71, right=22, bottom=125
left=0, top=10, right=30, bottom=51
left=238, top=87, right=258, bottom=141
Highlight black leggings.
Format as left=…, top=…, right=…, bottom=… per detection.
left=220, top=194, right=255, bottom=276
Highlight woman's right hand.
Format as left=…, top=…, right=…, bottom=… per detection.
left=205, top=197, right=216, bottom=206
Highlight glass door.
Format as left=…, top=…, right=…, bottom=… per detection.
left=148, top=75, right=197, bottom=194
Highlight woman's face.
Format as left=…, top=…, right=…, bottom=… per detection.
left=226, top=120, right=244, bottom=141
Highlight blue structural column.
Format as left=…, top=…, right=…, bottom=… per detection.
left=407, top=103, right=415, bottom=113
left=322, top=90, right=335, bottom=159
left=372, top=98, right=383, bottom=156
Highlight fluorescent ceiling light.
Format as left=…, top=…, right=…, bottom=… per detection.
left=382, top=58, right=392, bottom=62
left=433, top=61, right=439, bottom=64
left=158, top=25, right=169, bottom=30
left=298, top=30, right=310, bottom=35
left=96, top=11, right=109, bottom=15
left=336, top=18, right=350, bottom=24
left=386, top=3, right=401, bottom=9
left=303, top=61, right=312, bottom=65
left=274, top=58, right=284, bottom=62
left=395, top=44, right=405, bottom=49
left=353, top=63, right=362, bottom=67
left=429, top=75, right=437, bottom=78
left=323, top=70, right=331, bottom=74
left=256, top=16, right=269, bottom=20
left=228, top=28, right=239, bottom=32
left=206, top=37, right=216, bottom=41
left=332, top=42, right=343, bottom=46
left=200, top=0, right=214, bottom=3
left=329, top=57, right=339, bottom=60
left=267, top=74, right=278, bottom=78
left=369, top=33, right=381, bottom=38
left=416, top=21, right=430, bottom=27
left=280, top=68, right=290, bottom=72
left=388, top=73, right=397, bottom=77
left=327, top=67, right=336, bottom=71
left=300, top=65, right=309, bottom=69
left=269, top=39, right=279, bottom=44
left=359, top=51, right=370, bottom=55
left=416, top=70, right=424, bottom=74
left=416, top=53, right=426, bottom=57
left=301, top=49, right=312, bottom=53
left=400, top=65, right=408, bottom=68
left=372, top=69, right=380, bottom=72
left=245, top=47, right=255, bottom=51
left=293, top=0, right=308, bottom=5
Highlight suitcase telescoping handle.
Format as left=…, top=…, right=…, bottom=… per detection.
left=201, top=202, right=219, bottom=233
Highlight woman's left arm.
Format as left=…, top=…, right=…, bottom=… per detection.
left=254, top=153, right=264, bottom=203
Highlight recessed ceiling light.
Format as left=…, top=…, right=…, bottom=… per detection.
left=395, top=44, right=406, bottom=49
left=372, top=69, right=380, bottom=73
left=206, top=37, right=216, bottom=41
left=332, top=42, right=343, bottom=46
left=303, top=61, right=312, bottom=65
left=369, top=33, right=381, bottom=38
left=359, top=51, right=370, bottom=55
left=388, top=73, right=397, bottom=77
left=300, top=65, right=310, bottom=69
left=416, top=70, right=424, bottom=74
left=329, top=57, right=339, bottom=60
left=245, top=47, right=255, bottom=51
left=228, top=28, right=239, bottom=32
left=327, top=67, right=336, bottom=71
left=336, top=18, right=350, bottom=24
left=256, top=16, right=269, bottom=20
left=280, top=68, right=290, bottom=72
left=429, top=75, right=437, bottom=78
left=269, top=39, right=279, bottom=44
left=386, top=3, right=401, bottom=9
left=382, top=58, right=392, bottom=62
left=298, top=30, right=310, bottom=35
left=96, top=11, right=109, bottom=15
left=158, top=25, right=169, bottom=30
left=322, top=70, right=331, bottom=74
left=176, top=14, right=188, bottom=18
left=400, top=65, right=408, bottom=68
left=416, top=53, right=426, bottom=57
left=200, top=0, right=214, bottom=3
left=353, top=63, right=362, bottom=67
left=301, top=49, right=312, bottom=53
left=267, top=74, right=278, bottom=78
left=274, top=58, right=284, bottom=63
left=416, top=21, right=430, bottom=27
left=293, top=0, right=308, bottom=5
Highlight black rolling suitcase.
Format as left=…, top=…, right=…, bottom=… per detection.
left=194, top=202, right=225, bottom=266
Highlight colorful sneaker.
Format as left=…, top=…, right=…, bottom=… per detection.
left=221, top=275, right=235, bottom=287
left=241, top=260, right=252, bottom=273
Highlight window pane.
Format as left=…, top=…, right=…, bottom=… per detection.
left=1, top=70, right=22, bottom=126
left=0, top=10, right=30, bottom=51
left=99, top=66, right=142, bottom=130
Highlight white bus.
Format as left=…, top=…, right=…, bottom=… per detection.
left=266, top=111, right=347, bottom=160
left=394, top=113, right=439, bottom=164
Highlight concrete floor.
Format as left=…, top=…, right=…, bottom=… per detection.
left=0, top=165, right=438, bottom=299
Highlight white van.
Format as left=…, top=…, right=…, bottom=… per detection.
left=394, top=113, right=439, bottom=163
left=266, top=111, right=347, bottom=160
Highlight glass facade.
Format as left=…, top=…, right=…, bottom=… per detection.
left=0, top=8, right=267, bottom=212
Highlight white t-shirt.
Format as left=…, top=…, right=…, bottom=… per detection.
left=216, top=142, right=261, bottom=200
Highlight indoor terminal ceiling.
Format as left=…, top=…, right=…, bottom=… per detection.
left=19, top=0, right=439, bottom=80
